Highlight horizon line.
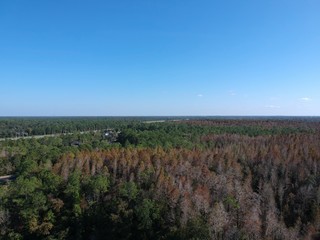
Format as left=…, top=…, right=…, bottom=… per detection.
left=0, top=115, right=320, bottom=118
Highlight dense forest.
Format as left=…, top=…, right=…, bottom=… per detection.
left=1, top=117, right=320, bottom=239
left=0, top=117, right=178, bottom=138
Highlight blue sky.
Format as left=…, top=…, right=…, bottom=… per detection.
left=0, top=0, right=319, bottom=116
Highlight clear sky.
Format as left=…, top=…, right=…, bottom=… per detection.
left=0, top=0, right=319, bottom=116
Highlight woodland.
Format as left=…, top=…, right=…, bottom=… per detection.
left=0, top=117, right=320, bottom=240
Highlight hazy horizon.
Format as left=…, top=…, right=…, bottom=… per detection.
left=1, top=115, right=320, bottom=118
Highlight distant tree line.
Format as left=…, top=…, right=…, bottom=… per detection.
left=0, top=117, right=166, bottom=138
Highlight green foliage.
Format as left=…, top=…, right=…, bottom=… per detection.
left=119, top=182, right=138, bottom=201
left=175, top=217, right=210, bottom=240
left=4, top=175, right=58, bottom=237
left=1, top=118, right=320, bottom=239
left=64, top=170, right=82, bottom=217
left=90, top=174, right=109, bottom=195
left=224, top=196, right=240, bottom=210
left=135, top=199, right=160, bottom=230
left=85, top=174, right=109, bottom=204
